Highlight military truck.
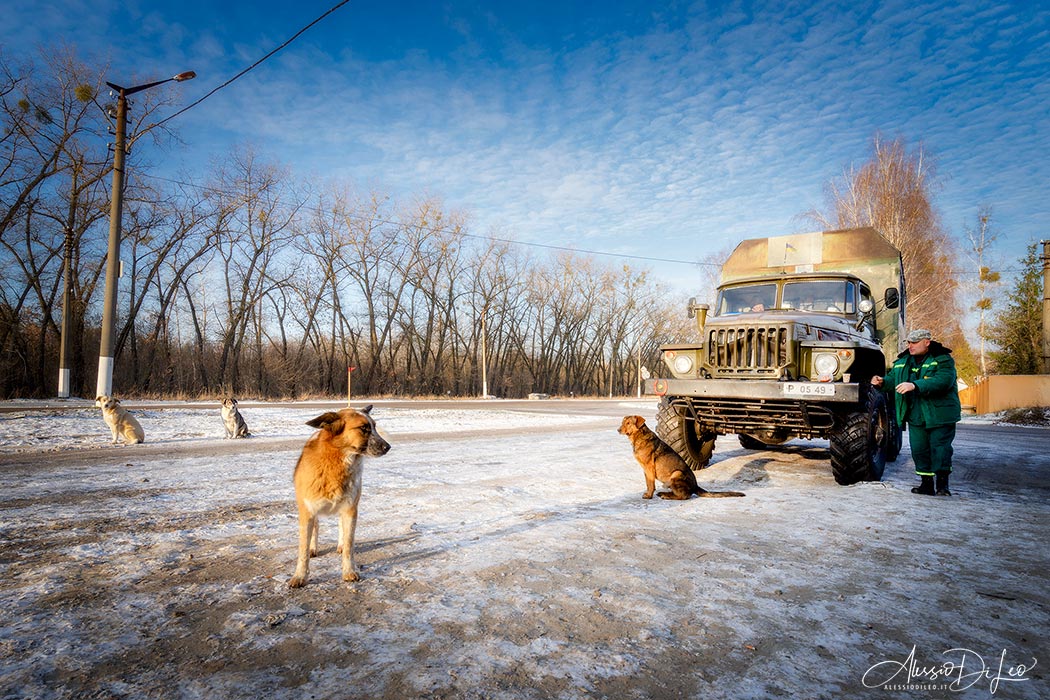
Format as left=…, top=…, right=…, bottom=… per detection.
left=644, top=227, right=905, bottom=485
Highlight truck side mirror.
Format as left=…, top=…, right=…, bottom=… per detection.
left=687, top=298, right=709, bottom=334
left=884, top=288, right=900, bottom=309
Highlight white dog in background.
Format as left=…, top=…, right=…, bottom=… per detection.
left=221, top=398, right=251, bottom=438
left=95, top=395, right=145, bottom=445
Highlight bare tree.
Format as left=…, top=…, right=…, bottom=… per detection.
left=210, top=147, right=303, bottom=394
left=289, top=224, right=338, bottom=394
left=2, top=50, right=760, bottom=400
left=0, top=48, right=113, bottom=395
left=396, top=199, right=468, bottom=394
left=803, top=134, right=962, bottom=337
left=963, top=207, right=1000, bottom=377
left=126, top=191, right=217, bottom=392
left=463, top=235, right=527, bottom=397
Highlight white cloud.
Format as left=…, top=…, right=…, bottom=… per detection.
left=4, top=0, right=1046, bottom=285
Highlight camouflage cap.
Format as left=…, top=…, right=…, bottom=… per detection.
left=905, top=329, right=932, bottom=343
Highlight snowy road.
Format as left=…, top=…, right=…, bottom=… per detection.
left=0, top=400, right=1047, bottom=699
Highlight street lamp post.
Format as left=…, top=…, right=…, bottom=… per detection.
left=95, top=71, right=195, bottom=399
left=57, top=226, right=74, bottom=398
left=480, top=311, right=489, bottom=398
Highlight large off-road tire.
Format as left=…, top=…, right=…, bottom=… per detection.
left=829, top=386, right=889, bottom=485
left=656, top=398, right=716, bottom=470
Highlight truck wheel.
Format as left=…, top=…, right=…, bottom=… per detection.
left=829, top=386, right=888, bottom=485
left=656, top=399, right=716, bottom=470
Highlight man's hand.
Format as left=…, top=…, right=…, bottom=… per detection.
left=871, top=376, right=884, bottom=387
left=895, top=381, right=916, bottom=394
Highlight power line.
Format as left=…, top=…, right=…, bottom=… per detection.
left=137, top=171, right=719, bottom=268
left=150, top=0, right=352, bottom=131
left=135, top=172, right=1030, bottom=276
left=457, top=231, right=718, bottom=267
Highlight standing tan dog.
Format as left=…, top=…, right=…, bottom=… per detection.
left=619, top=416, right=744, bottom=500
left=95, top=395, right=145, bottom=445
left=289, top=405, right=390, bottom=588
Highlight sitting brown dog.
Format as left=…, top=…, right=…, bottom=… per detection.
left=619, top=415, right=744, bottom=500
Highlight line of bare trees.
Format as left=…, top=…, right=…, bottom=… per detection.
left=1, top=49, right=695, bottom=399
left=4, top=49, right=995, bottom=400
left=803, top=134, right=963, bottom=338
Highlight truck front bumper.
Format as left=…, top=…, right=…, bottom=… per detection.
left=644, top=378, right=860, bottom=403
left=645, top=377, right=862, bottom=437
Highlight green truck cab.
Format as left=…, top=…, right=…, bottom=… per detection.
left=645, top=227, right=905, bottom=485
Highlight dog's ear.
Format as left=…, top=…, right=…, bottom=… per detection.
left=360, top=404, right=373, bottom=414
left=306, top=412, right=344, bottom=434
left=624, top=415, right=645, bottom=430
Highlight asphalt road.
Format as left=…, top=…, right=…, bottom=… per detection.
left=0, top=397, right=631, bottom=415
left=2, top=399, right=1046, bottom=498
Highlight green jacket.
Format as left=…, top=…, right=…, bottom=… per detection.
left=883, top=341, right=962, bottom=427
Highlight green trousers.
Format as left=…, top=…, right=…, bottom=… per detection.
left=907, top=423, right=956, bottom=476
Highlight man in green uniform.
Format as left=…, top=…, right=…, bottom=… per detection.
left=872, top=329, right=962, bottom=496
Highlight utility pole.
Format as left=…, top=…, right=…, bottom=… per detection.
left=57, top=227, right=73, bottom=398
left=1041, top=239, right=1050, bottom=374
left=96, top=87, right=128, bottom=399
left=636, top=344, right=641, bottom=398
left=480, top=310, right=489, bottom=398
left=96, top=71, right=195, bottom=398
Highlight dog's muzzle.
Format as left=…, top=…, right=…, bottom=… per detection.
left=367, top=434, right=391, bottom=456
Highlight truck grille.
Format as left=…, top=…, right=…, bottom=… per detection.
left=667, top=395, right=835, bottom=438
left=706, top=326, right=790, bottom=376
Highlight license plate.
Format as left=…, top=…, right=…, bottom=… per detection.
left=782, top=382, right=836, bottom=397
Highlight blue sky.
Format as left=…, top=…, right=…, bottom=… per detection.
left=4, top=0, right=1048, bottom=293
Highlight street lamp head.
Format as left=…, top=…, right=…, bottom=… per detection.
left=110, top=70, right=197, bottom=96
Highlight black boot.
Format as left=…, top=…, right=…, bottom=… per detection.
left=911, top=476, right=935, bottom=495
left=935, top=472, right=952, bottom=497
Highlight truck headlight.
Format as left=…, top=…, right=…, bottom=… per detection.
left=673, top=354, right=694, bottom=375
left=813, top=352, right=839, bottom=377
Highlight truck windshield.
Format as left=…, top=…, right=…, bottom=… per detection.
left=718, top=284, right=777, bottom=315
left=782, top=280, right=856, bottom=313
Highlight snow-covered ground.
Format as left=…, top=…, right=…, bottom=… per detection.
left=0, top=399, right=610, bottom=452
left=0, top=400, right=1046, bottom=699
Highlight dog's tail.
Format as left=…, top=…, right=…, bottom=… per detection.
left=697, top=490, right=745, bottom=498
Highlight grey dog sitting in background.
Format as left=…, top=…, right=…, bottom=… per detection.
left=221, top=398, right=251, bottom=438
